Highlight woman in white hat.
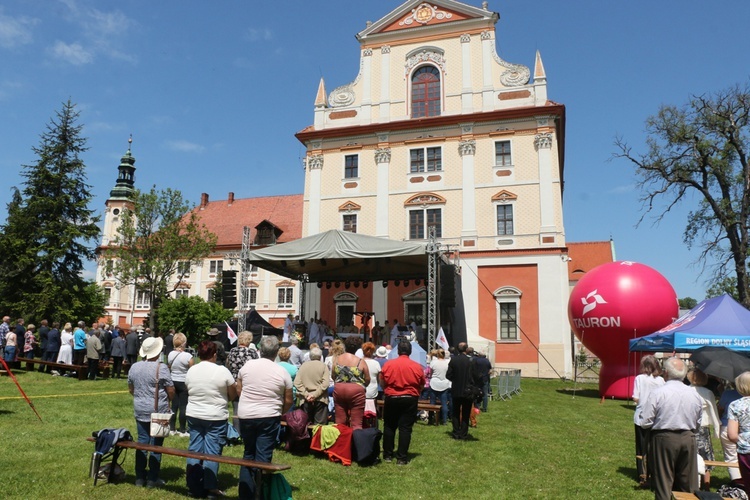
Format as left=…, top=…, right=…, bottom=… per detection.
left=128, top=336, right=175, bottom=488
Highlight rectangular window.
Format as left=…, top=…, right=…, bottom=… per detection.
left=177, top=261, right=190, bottom=276
left=208, top=289, right=216, bottom=302
left=344, top=155, right=358, bottom=178
left=497, top=204, right=514, bottom=235
left=499, top=302, right=518, bottom=341
left=250, top=264, right=258, bottom=273
left=105, top=259, right=114, bottom=276
left=409, top=208, right=442, bottom=240
left=103, top=287, right=112, bottom=306
left=175, top=289, right=189, bottom=298
left=495, top=140, right=512, bottom=166
left=343, top=214, right=357, bottom=233
left=278, top=287, right=294, bottom=307
left=410, top=147, right=442, bottom=173
left=249, top=288, right=257, bottom=305
left=136, top=290, right=151, bottom=309
left=209, top=260, right=223, bottom=274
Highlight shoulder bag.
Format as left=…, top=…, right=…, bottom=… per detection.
left=149, top=362, right=172, bottom=437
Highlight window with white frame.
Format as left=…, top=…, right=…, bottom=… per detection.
left=105, top=259, right=114, bottom=277
left=136, top=289, right=151, bottom=309
left=495, top=140, right=512, bottom=166
left=409, top=208, right=442, bottom=239
left=343, top=214, right=357, bottom=233
left=175, top=289, right=189, bottom=299
left=207, top=289, right=216, bottom=302
left=209, top=260, right=223, bottom=274
left=410, top=146, right=442, bottom=173
left=344, top=154, right=358, bottom=179
left=278, top=287, right=294, bottom=308
left=495, top=287, right=521, bottom=342
left=496, top=204, right=514, bottom=235
left=177, top=261, right=190, bottom=276
left=103, top=287, right=112, bottom=306
left=241, top=287, right=258, bottom=308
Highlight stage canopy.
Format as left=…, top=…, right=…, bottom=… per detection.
left=629, top=294, right=750, bottom=352
left=245, top=229, right=429, bottom=283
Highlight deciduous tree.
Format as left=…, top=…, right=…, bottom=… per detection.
left=156, top=295, right=232, bottom=347
left=106, top=186, right=217, bottom=329
left=615, top=83, right=750, bottom=306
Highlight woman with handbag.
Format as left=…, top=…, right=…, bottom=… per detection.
left=128, top=336, right=175, bottom=488
left=185, top=340, right=237, bottom=498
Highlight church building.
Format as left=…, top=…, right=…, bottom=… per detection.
left=296, top=0, right=583, bottom=377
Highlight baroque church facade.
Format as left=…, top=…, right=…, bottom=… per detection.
left=297, top=0, right=580, bottom=377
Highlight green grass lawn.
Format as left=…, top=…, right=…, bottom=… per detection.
left=0, top=370, right=732, bottom=499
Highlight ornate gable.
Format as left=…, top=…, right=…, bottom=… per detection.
left=358, top=1, right=497, bottom=41
left=380, top=3, right=471, bottom=33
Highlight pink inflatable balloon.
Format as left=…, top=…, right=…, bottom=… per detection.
left=568, top=261, right=678, bottom=399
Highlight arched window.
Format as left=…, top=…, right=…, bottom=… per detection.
left=411, top=66, right=441, bottom=118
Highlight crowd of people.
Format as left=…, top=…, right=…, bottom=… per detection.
left=632, top=354, right=750, bottom=500
left=122, top=319, right=492, bottom=496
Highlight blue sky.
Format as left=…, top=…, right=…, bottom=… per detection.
left=1, top=0, right=748, bottom=299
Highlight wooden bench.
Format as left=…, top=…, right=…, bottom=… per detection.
left=672, top=492, right=731, bottom=500
left=376, top=399, right=443, bottom=424
left=704, top=460, right=739, bottom=469
left=87, top=437, right=290, bottom=499
left=19, top=358, right=89, bottom=380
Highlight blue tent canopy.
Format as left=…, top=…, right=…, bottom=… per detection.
left=629, top=294, right=750, bottom=352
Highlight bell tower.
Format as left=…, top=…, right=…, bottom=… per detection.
left=101, top=136, right=136, bottom=247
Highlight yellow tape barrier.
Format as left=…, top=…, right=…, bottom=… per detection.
left=0, top=390, right=129, bottom=401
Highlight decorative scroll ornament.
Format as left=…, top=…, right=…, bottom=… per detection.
left=381, top=45, right=391, bottom=54
left=458, top=140, right=476, bottom=156
left=534, top=133, right=553, bottom=150
left=374, top=148, right=392, bottom=164
left=329, top=53, right=365, bottom=108
left=460, top=33, right=471, bottom=43
left=405, top=192, right=446, bottom=208
left=405, top=49, right=446, bottom=77
left=307, top=154, right=324, bottom=170
left=483, top=31, right=531, bottom=87
left=363, top=48, right=373, bottom=57
left=399, top=3, right=453, bottom=26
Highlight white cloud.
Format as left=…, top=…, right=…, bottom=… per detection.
left=244, top=28, right=273, bottom=42
left=49, top=40, right=94, bottom=65
left=165, top=140, right=205, bottom=153
left=0, top=10, right=38, bottom=48
left=0, top=79, right=24, bottom=101
left=50, top=0, right=138, bottom=65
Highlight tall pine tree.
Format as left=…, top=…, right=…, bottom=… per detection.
left=0, top=100, right=104, bottom=322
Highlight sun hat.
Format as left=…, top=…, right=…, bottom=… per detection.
left=139, top=336, right=164, bottom=359
left=207, top=328, right=220, bottom=336
left=376, top=346, right=388, bottom=358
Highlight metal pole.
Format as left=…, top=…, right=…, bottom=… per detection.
left=299, top=273, right=308, bottom=323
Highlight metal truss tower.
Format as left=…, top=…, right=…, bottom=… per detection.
left=426, top=227, right=439, bottom=349
left=237, top=226, right=251, bottom=333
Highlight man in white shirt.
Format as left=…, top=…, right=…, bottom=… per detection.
left=282, top=314, right=293, bottom=343
left=639, top=357, right=702, bottom=500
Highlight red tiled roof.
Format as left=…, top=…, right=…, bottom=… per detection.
left=567, top=241, right=614, bottom=282
left=192, top=193, right=303, bottom=249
